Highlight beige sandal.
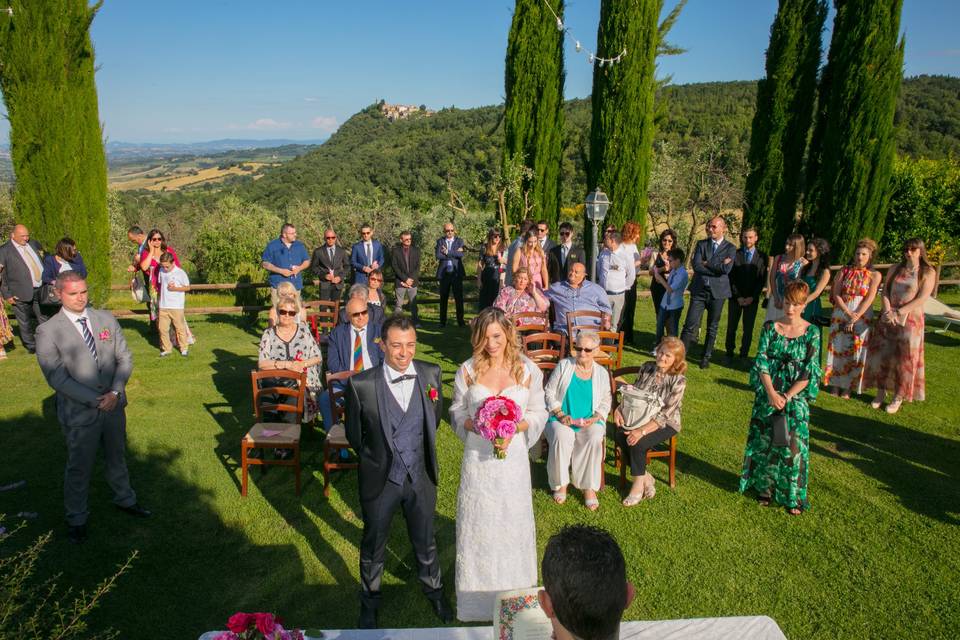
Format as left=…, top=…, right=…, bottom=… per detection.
left=622, top=493, right=644, bottom=507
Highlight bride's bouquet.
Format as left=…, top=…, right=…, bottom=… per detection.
left=475, top=396, right=522, bottom=459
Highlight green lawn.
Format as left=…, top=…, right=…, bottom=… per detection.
left=2, top=294, right=959, bottom=639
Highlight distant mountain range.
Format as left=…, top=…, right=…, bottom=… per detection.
left=0, top=138, right=327, bottom=176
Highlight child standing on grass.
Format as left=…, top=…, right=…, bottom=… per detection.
left=655, top=248, right=688, bottom=344
left=158, top=252, right=190, bottom=357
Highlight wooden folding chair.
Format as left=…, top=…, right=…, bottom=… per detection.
left=522, top=331, right=566, bottom=365
left=322, top=370, right=360, bottom=497
left=307, top=300, right=339, bottom=344
left=595, top=330, right=624, bottom=369
left=608, top=365, right=677, bottom=489
left=566, top=310, right=605, bottom=352
left=242, top=369, right=306, bottom=497
left=512, top=310, right=548, bottom=340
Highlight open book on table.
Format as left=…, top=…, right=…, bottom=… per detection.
left=494, top=588, right=552, bottom=640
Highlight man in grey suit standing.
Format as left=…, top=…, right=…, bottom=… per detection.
left=35, top=271, right=150, bottom=545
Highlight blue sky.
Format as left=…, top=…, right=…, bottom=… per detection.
left=1, top=0, right=958, bottom=143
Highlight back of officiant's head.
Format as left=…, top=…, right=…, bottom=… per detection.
left=539, top=525, right=635, bottom=640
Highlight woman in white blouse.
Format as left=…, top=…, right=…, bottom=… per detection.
left=544, top=331, right=612, bottom=511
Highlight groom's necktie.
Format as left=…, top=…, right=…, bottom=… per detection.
left=77, top=317, right=99, bottom=363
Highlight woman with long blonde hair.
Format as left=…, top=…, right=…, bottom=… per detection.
left=511, top=230, right=549, bottom=291
left=449, top=307, right=548, bottom=621
left=764, top=233, right=807, bottom=323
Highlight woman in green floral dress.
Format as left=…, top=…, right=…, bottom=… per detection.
left=739, top=280, right=822, bottom=514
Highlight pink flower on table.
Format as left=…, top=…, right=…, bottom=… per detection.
left=254, top=612, right=277, bottom=636
left=213, top=633, right=237, bottom=640
left=226, top=612, right=255, bottom=633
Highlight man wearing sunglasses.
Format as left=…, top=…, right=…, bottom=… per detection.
left=547, top=222, right=586, bottom=284
left=536, top=220, right=556, bottom=254
left=328, top=297, right=383, bottom=376
left=391, top=231, right=421, bottom=325
left=351, top=223, right=385, bottom=285
left=310, top=228, right=351, bottom=303
left=434, top=222, right=466, bottom=327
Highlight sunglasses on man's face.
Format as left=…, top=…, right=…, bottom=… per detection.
left=537, top=227, right=548, bottom=233
left=278, top=309, right=297, bottom=317
left=559, top=231, right=571, bottom=236
left=445, top=229, right=455, bottom=233
left=350, top=309, right=369, bottom=319
left=325, top=236, right=337, bottom=240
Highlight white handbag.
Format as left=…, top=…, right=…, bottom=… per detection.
left=619, top=386, right=663, bottom=430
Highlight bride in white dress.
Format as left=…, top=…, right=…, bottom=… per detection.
left=449, top=307, right=548, bottom=622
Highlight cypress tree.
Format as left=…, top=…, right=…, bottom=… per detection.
left=587, top=0, right=661, bottom=240
left=0, top=0, right=110, bottom=304
left=742, top=0, right=826, bottom=255
left=503, top=0, right=565, bottom=229
left=803, top=0, right=904, bottom=263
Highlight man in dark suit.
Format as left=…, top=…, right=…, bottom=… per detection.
left=345, top=314, right=452, bottom=629
left=435, top=222, right=466, bottom=327
left=35, top=272, right=150, bottom=544
left=0, top=224, right=47, bottom=353
left=725, top=226, right=768, bottom=364
left=391, top=231, right=421, bottom=325
left=547, top=222, right=586, bottom=285
left=310, top=228, right=351, bottom=302
left=536, top=220, right=556, bottom=255
left=680, top=216, right=737, bottom=369
left=350, top=223, right=386, bottom=285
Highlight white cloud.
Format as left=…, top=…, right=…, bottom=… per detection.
left=228, top=118, right=293, bottom=131
left=310, top=116, right=339, bottom=133
left=303, top=97, right=322, bottom=103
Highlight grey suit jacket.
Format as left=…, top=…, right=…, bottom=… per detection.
left=36, top=307, right=133, bottom=428
left=0, top=238, right=45, bottom=300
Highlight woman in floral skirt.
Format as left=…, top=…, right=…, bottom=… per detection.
left=863, top=238, right=936, bottom=414
left=739, top=280, right=822, bottom=515
left=823, top=239, right=882, bottom=398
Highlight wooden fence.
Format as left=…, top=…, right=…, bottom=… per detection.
left=102, top=261, right=959, bottom=318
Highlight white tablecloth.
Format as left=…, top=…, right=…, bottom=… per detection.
left=202, top=615, right=786, bottom=640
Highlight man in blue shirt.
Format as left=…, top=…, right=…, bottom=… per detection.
left=545, top=262, right=611, bottom=335
left=261, top=223, right=311, bottom=303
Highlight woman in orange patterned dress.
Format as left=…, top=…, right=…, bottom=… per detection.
left=863, top=238, right=936, bottom=414
left=823, top=239, right=882, bottom=399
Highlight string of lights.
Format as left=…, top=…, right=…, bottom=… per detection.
left=539, top=0, right=627, bottom=67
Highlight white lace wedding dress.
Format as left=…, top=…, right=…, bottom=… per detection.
left=448, top=356, right=548, bottom=622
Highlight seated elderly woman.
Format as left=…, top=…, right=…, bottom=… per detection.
left=544, top=330, right=612, bottom=511
left=267, top=281, right=307, bottom=327
left=258, top=293, right=324, bottom=424
left=493, top=267, right=549, bottom=325
left=613, top=336, right=687, bottom=506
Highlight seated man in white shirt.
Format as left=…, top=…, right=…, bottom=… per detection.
left=539, top=525, right=635, bottom=640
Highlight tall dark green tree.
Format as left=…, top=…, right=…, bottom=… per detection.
left=0, top=0, right=110, bottom=303
left=742, top=0, right=827, bottom=255
left=803, top=0, right=905, bottom=263
left=587, top=0, right=661, bottom=236
left=503, top=0, right=565, bottom=230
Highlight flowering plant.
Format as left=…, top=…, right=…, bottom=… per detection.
left=214, top=612, right=304, bottom=640
left=98, top=329, right=110, bottom=341
left=475, top=395, right=521, bottom=459
left=427, top=384, right=439, bottom=403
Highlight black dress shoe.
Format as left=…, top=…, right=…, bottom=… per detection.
left=358, top=604, right=378, bottom=629
left=699, top=358, right=710, bottom=370
left=430, top=595, right=454, bottom=624
left=117, top=503, right=152, bottom=518
left=67, top=524, right=87, bottom=544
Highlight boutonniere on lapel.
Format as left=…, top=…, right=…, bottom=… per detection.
left=427, top=384, right=439, bottom=403
left=98, top=329, right=111, bottom=341
left=374, top=337, right=382, bottom=346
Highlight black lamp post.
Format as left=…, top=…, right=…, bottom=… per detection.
left=584, top=188, right=610, bottom=282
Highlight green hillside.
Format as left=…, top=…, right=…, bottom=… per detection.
left=241, top=76, right=959, bottom=211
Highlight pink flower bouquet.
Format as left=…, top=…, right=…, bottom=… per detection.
left=475, top=395, right=522, bottom=459
left=214, top=612, right=304, bottom=640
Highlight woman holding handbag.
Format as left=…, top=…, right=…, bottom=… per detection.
left=613, top=336, right=687, bottom=506
left=739, top=280, right=822, bottom=515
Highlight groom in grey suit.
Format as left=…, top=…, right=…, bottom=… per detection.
left=35, top=271, right=150, bottom=545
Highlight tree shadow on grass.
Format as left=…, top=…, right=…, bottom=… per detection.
left=117, top=316, right=155, bottom=346
left=0, top=399, right=315, bottom=637
left=676, top=450, right=741, bottom=494
left=715, top=377, right=752, bottom=392
left=809, top=405, right=960, bottom=525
